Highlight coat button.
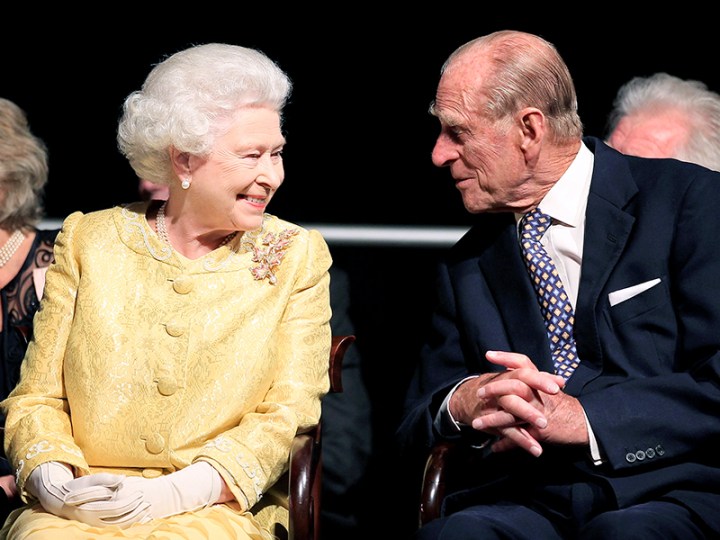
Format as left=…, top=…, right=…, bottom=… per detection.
left=655, top=445, right=665, bottom=456
left=157, top=377, right=178, bottom=396
left=645, top=447, right=656, bottom=459
left=625, top=452, right=636, bottom=463
left=635, top=450, right=646, bottom=461
left=165, top=321, right=185, bottom=337
left=142, top=468, right=163, bottom=478
left=145, top=433, right=165, bottom=454
left=173, top=275, right=193, bottom=294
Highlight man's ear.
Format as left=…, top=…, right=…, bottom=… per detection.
left=517, top=107, right=545, bottom=158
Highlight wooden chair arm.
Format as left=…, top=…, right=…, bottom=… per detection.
left=418, top=439, right=490, bottom=528
left=419, top=440, right=457, bottom=527
left=329, top=335, right=355, bottom=392
left=289, top=427, right=321, bottom=540
left=287, top=334, right=355, bottom=540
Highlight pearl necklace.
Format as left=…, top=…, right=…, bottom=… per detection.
left=155, top=201, right=236, bottom=248
left=0, top=230, right=25, bottom=268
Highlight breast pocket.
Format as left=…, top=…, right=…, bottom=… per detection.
left=608, top=277, right=669, bottom=326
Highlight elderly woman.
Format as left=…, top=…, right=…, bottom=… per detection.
left=1, top=43, right=331, bottom=540
left=0, top=98, right=60, bottom=521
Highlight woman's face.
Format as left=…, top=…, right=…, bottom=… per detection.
left=188, top=106, right=286, bottom=233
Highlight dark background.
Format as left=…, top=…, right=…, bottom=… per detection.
left=3, top=15, right=718, bottom=226
left=4, top=14, right=718, bottom=537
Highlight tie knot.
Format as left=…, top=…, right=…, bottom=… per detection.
left=521, top=208, right=552, bottom=240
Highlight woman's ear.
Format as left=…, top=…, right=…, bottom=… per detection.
left=169, top=147, right=191, bottom=177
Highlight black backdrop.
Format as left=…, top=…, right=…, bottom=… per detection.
left=3, top=15, right=719, bottom=225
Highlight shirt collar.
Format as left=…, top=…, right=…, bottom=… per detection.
left=537, top=141, right=594, bottom=228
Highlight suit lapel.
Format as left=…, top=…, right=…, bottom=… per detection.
left=476, top=218, right=555, bottom=373
left=570, top=139, right=638, bottom=391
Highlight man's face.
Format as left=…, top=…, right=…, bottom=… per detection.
left=607, top=108, right=690, bottom=159
left=430, top=61, right=528, bottom=214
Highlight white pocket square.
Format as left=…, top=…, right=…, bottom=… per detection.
left=608, top=278, right=661, bottom=307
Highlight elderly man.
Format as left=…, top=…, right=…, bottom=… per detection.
left=398, top=30, right=720, bottom=539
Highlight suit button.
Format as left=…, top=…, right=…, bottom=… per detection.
left=145, top=433, right=165, bottom=454
left=625, top=452, right=636, bottom=463
left=157, top=377, right=178, bottom=396
left=635, top=450, right=646, bottom=461
left=172, top=275, right=193, bottom=294
left=142, top=468, right=163, bottom=478
left=645, top=447, right=656, bottom=459
left=165, top=321, right=185, bottom=337
left=655, top=445, right=665, bottom=456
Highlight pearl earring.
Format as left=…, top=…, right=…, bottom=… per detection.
left=181, top=178, right=191, bottom=190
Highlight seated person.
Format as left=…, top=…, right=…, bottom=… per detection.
left=399, top=30, right=720, bottom=539
left=1, top=43, right=332, bottom=540
left=0, top=97, right=60, bottom=522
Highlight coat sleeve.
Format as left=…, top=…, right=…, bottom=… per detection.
left=1, top=212, right=91, bottom=501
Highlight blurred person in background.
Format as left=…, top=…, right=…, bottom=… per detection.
left=606, top=72, right=720, bottom=170
left=0, top=97, right=60, bottom=522
left=138, top=179, right=169, bottom=201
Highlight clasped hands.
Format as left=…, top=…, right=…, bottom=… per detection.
left=449, top=350, right=588, bottom=457
left=25, top=460, right=222, bottom=528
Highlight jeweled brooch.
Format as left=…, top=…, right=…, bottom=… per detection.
left=249, top=229, right=299, bottom=284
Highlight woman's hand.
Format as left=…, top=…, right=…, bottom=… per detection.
left=26, top=462, right=149, bottom=526
left=109, top=461, right=225, bottom=526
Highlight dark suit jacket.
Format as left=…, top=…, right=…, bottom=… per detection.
left=397, top=137, right=720, bottom=532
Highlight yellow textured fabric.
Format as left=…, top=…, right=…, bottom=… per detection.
left=0, top=202, right=332, bottom=539
left=2, top=504, right=273, bottom=540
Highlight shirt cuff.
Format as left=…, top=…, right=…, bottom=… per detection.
left=434, top=375, right=479, bottom=436
left=583, top=408, right=605, bottom=465
left=433, top=375, right=494, bottom=450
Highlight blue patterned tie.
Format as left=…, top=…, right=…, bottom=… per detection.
left=520, top=208, right=579, bottom=380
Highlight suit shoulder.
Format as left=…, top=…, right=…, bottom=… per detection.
left=446, top=214, right=513, bottom=263
left=627, top=155, right=720, bottom=188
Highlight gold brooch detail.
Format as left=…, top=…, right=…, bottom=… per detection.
left=249, top=229, right=299, bottom=284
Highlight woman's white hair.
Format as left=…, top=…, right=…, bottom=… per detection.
left=117, top=43, right=292, bottom=185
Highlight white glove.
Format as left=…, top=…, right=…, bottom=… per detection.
left=111, top=461, right=223, bottom=525
left=26, top=462, right=150, bottom=527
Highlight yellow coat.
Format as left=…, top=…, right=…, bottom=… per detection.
left=1, top=202, right=332, bottom=538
